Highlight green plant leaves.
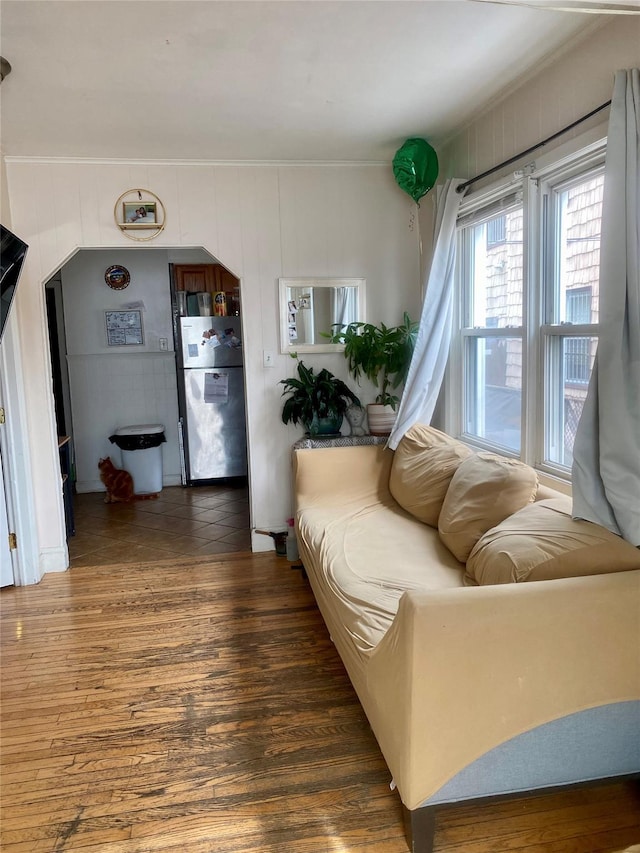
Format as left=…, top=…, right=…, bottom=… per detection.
left=279, top=360, right=361, bottom=427
left=327, top=313, right=418, bottom=409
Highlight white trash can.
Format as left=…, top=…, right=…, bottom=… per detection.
left=109, top=424, right=166, bottom=495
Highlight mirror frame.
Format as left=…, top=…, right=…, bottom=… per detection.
left=279, top=277, right=366, bottom=354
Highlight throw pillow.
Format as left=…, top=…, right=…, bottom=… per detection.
left=438, top=452, right=538, bottom=562
left=389, top=424, right=473, bottom=528
left=466, top=497, right=640, bottom=585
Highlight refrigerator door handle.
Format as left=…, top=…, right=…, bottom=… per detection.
left=177, top=417, right=187, bottom=486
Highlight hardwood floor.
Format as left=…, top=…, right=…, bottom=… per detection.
left=1, top=552, right=639, bottom=852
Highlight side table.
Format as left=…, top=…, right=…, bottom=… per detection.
left=292, top=434, right=388, bottom=451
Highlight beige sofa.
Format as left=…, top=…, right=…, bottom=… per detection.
left=293, top=425, right=640, bottom=853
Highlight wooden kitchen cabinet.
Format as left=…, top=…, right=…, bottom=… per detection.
left=174, top=264, right=217, bottom=293
left=173, top=264, right=240, bottom=315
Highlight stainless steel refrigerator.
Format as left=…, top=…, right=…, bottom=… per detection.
left=177, top=316, right=247, bottom=482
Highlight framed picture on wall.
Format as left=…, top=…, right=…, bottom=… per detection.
left=105, top=310, right=144, bottom=346
left=122, top=202, right=157, bottom=227
left=114, top=189, right=165, bottom=240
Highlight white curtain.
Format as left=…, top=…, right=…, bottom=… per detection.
left=331, top=286, right=357, bottom=328
left=572, top=68, right=640, bottom=545
left=388, top=178, right=465, bottom=449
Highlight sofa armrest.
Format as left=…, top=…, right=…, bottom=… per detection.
left=293, top=445, right=394, bottom=512
left=365, top=569, right=640, bottom=810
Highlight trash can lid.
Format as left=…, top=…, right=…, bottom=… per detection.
left=115, top=424, right=165, bottom=436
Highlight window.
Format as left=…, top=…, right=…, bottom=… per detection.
left=486, top=215, right=506, bottom=248
left=457, top=199, right=524, bottom=453
left=543, top=169, right=602, bottom=468
left=564, top=335, right=591, bottom=384
left=564, top=288, right=592, bottom=384
left=450, top=142, right=605, bottom=477
left=566, top=287, right=592, bottom=325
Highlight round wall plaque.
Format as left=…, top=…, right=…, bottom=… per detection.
left=105, top=265, right=130, bottom=290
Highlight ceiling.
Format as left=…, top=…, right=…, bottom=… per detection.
left=0, top=0, right=620, bottom=163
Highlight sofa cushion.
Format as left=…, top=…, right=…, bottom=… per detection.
left=438, top=452, right=538, bottom=562
left=465, top=497, right=640, bottom=585
left=389, top=424, right=473, bottom=528
left=297, top=501, right=465, bottom=654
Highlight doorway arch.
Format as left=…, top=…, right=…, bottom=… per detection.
left=42, top=245, right=250, bottom=567
left=4, top=232, right=251, bottom=584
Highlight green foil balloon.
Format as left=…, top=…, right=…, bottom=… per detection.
left=392, top=138, right=439, bottom=204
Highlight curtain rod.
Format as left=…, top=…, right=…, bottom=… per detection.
left=456, top=99, right=612, bottom=194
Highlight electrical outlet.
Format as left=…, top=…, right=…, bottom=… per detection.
left=159, top=337, right=168, bottom=351
left=263, top=350, right=275, bottom=368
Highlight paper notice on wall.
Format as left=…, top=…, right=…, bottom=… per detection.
left=204, top=372, right=229, bottom=404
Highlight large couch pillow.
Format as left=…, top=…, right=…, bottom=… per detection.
left=438, top=452, right=538, bottom=562
left=389, top=424, right=473, bottom=528
left=466, top=497, right=640, bottom=585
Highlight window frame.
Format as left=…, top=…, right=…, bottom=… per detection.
left=446, top=136, right=607, bottom=481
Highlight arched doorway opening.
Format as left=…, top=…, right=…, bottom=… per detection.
left=45, top=245, right=251, bottom=569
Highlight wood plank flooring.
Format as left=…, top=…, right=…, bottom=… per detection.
left=1, top=553, right=639, bottom=852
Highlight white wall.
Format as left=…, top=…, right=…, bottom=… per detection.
left=4, top=160, right=420, bottom=576
left=434, top=17, right=640, bottom=188
left=0, top=151, right=10, bottom=226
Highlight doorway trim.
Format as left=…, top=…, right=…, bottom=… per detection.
left=0, top=319, right=43, bottom=585
left=5, top=238, right=252, bottom=584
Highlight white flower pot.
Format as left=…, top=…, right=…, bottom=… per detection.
left=367, top=403, right=396, bottom=436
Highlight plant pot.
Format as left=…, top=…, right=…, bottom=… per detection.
left=366, top=403, right=396, bottom=436
left=305, top=413, right=343, bottom=437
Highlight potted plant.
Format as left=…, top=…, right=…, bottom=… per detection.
left=280, top=359, right=361, bottom=436
left=327, top=312, right=418, bottom=435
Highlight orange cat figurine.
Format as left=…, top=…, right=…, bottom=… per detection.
left=98, top=457, right=158, bottom=503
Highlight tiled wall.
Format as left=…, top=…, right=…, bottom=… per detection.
left=68, top=353, right=180, bottom=492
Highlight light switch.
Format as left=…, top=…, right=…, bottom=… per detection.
left=263, top=350, right=275, bottom=367
left=159, top=337, right=168, bottom=351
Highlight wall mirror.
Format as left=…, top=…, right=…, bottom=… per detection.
left=279, top=278, right=366, bottom=354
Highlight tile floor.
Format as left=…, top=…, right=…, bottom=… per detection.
left=69, top=481, right=251, bottom=567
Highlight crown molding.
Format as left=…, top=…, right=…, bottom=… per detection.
left=3, top=155, right=389, bottom=168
